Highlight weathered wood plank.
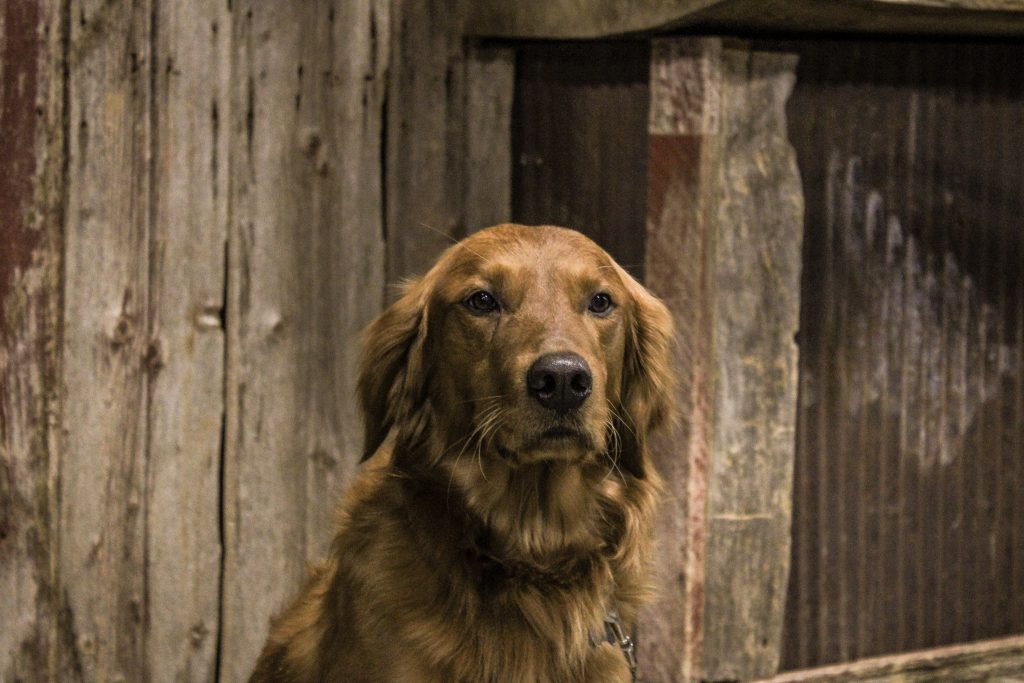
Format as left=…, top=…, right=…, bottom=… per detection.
left=641, top=37, right=721, bottom=683
left=641, top=37, right=803, bottom=682
left=145, top=1, right=230, bottom=680
left=466, top=0, right=1024, bottom=38
left=766, top=634, right=1024, bottom=682
left=385, top=0, right=466, bottom=283
left=464, top=43, right=514, bottom=233
left=61, top=0, right=154, bottom=679
left=701, top=44, right=802, bottom=681
left=220, top=1, right=388, bottom=679
left=0, top=0, right=65, bottom=679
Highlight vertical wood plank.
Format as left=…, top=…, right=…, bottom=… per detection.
left=386, top=0, right=466, bottom=283
left=145, top=1, right=230, bottom=680
left=701, top=43, right=802, bottom=681
left=220, top=1, right=388, bottom=678
left=641, top=37, right=803, bottom=682
left=464, top=43, right=514, bottom=233
left=641, top=38, right=720, bottom=683
left=61, top=0, right=153, bottom=679
left=0, top=0, right=65, bottom=679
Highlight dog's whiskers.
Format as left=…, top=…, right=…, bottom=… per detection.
left=472, top=406, right=508, bottom=483
left=445, top=401, right=505, bottom=496
left=607, top=401, right=638, bottom=441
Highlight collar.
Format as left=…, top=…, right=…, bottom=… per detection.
left=590, top=607, right=638, bottom=682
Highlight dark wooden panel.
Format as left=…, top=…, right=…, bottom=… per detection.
left=512, top=41, right=650, bottom=278
left=781, top=39, right=1024, bottom=670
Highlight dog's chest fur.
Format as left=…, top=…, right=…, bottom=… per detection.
left=330, top=470, right=629, bottom=682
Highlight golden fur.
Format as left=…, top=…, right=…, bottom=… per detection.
left=250, top=224, right=675, bottom=683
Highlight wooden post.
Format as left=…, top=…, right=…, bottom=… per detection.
left=641, top=37, right=804, bottom=682
left=464, top=43, right=515, bottom=233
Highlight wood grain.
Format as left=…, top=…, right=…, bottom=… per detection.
left=385, top=0, right=466, bottom=284
left=464, top=43, right=514, bottom=233
left=701, top=45, right=802, bottom=681
left=61, top=1, right=154, bottom=679
left=642, top=37, right=803, bottom=682
left=0, top=0, right=65, bottom=679
left=220, top=1, right=388, bottom=679
left=145, top=0, right=230, bottom=680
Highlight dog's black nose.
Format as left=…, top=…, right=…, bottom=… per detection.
left=526, top=352, right=592, bottom=412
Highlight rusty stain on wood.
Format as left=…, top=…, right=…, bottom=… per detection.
left=0, top=0, right=65, bottom=681
left=0, top=0, right=43, bottom=304
left=644, top=129, right=711, bottom=683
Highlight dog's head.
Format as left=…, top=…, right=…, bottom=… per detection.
left=358, top=224, right=674, bottom=479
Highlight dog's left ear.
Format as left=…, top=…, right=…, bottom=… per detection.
left=615, top=266, right=676, bottom=479
left=357, top=277, right=432, bottom=462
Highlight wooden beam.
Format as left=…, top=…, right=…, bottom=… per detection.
left=766, top=635, right=1024, bottom=681
left=641, top=37, right=803, bottom=682
left=385, top=0, right=468, bottom=284
left=466, top=0, right=1024, bottom=38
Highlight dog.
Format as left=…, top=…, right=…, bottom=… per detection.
left=249, top=224, right=675, bottom=682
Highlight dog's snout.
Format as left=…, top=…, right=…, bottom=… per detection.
left=526, top=353, right=592, bottom=412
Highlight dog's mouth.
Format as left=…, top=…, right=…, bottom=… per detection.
left=497, top=424, right=595, bottom=463
left=540, top=426, right=581, bottom=441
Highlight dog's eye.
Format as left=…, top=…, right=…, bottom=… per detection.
left=465, top=290, right=499, bottom=315
left=588, top=293, right=614, bottom=315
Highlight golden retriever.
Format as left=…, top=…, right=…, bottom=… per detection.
left=249, top=224, right=675, bottom=682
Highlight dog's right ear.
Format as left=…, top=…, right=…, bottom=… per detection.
left=357, top=277, right=431, bottom=462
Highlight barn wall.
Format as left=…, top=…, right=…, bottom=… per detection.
left=0, top=0, right=424, bottom=679
left=782, top=38, right=1024, bottom=670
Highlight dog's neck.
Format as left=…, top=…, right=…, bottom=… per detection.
left=398, top=445, right=626, bottom=569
